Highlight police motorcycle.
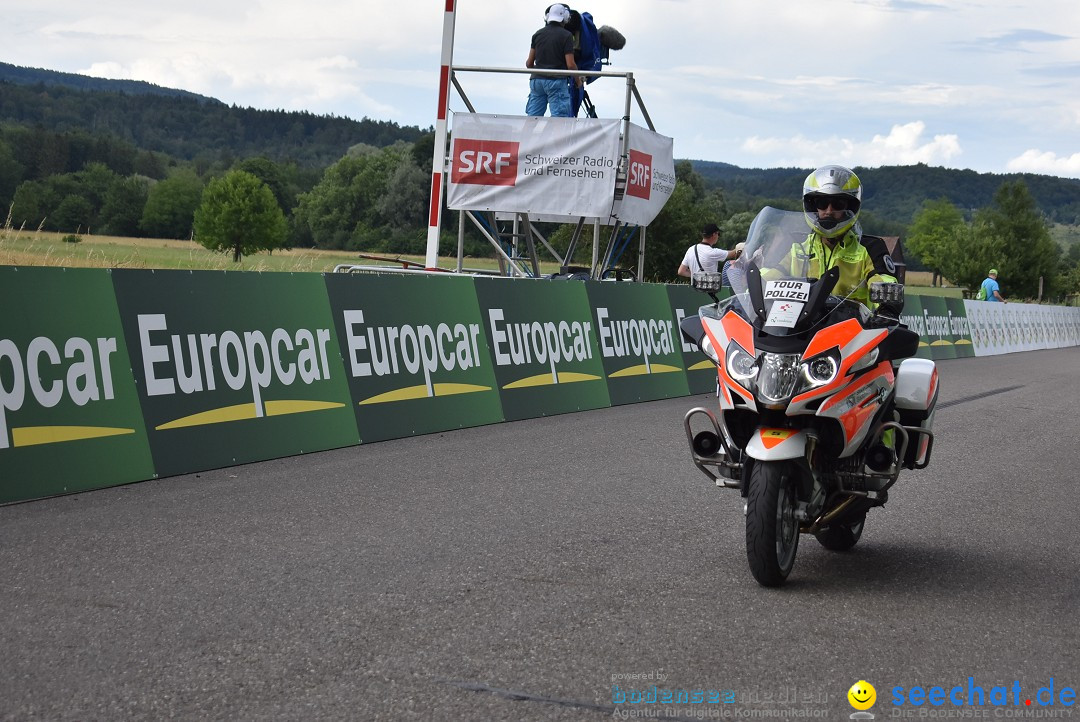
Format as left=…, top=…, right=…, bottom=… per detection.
left=681, top=207, right=938, bottom=587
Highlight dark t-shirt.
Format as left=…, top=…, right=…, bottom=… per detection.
left=530, top=23, right=574, bottom=79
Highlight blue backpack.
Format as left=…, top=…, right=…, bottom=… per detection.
left=560, top=7, right=625, bottom=116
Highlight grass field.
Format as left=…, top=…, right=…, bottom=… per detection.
left=1, top=226, right=957, bottom=287
left=0, top=227, right=558, bottom=275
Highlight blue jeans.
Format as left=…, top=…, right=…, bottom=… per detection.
left=526, top=77, right=572, bottom=117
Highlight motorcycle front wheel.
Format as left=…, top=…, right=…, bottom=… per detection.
left=745, top=460, right=800, bottom=587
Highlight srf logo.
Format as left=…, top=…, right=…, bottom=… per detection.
left=627, top=149, right=652, bottom=200
left=451, top=140, right=519, bottom=186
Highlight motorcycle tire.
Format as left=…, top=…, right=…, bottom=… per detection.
left=814, top=513, right=866, bottom=551
left=745, top=460, right=800, bottom=587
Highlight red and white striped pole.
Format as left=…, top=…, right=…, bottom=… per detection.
left=425, top=0, right=457, bottom=270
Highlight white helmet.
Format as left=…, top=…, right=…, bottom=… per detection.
left=802, top=165, right=862, bottom=239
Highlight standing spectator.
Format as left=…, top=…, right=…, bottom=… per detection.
left=525, top=4, right=582, bottom=117
left=678, top=223, right=741, bottom=279
left=981, top=268, right=1007, bottom=302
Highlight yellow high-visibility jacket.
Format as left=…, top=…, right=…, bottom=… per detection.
left=771, top=231, right=896, bottom=305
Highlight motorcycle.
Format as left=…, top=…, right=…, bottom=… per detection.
left=681, top=207, right=939, bottom=587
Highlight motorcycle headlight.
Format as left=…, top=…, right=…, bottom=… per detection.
left=799, top=352, right=840, bottom=391
left=757, top=352, right=801, bottom=404
left=725, top=343, right=757, bottom=385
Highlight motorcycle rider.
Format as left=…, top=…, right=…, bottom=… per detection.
left=768, top=165, right=900, bottom=315
left=768, top=165, right=906, bottom=461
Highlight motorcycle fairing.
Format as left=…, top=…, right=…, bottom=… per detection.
left=816, top=363, right=896, bottom=456
left=788, top=321, right=889, bottom=413
left=745, top=427, right=808, bottom=461
left=702, top=310, right=757, bottom=409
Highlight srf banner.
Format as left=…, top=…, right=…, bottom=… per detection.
left=611, top=122, right=677, bottom=227
left=446, top=113, right=621, bottom=218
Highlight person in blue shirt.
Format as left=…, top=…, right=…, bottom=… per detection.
left=981, top=268, right=1007, bottom=303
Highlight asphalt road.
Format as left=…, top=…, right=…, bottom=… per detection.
left=2, top=349, right=1078, bottom=721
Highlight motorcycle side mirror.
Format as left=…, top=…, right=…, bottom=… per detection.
left=679, top=315, right=706, bottom=350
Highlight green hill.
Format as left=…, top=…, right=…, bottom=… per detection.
left=0, top=63, right=430, bottom=168
left=691, top=159, right=1080, bottom=229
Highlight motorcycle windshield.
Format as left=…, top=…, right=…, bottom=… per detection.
left=726, top=207, right=871, bottom=335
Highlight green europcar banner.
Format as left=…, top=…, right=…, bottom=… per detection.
left=0, top=267, right=154, bottom=503
left=585, top=281, right=690, bottom=405
left=901, top=293, right=975, bottom=360
left=324, top=272, right=504, bottom=442
left=945, top=297, right=975, bottom=358
left=666, top=284, right=723, bottom=395
left=111, top=269, right=359, bottom=477
left=473, top=277, right=611, bottom=421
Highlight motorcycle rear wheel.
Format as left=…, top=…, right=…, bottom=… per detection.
left=814, top=513, right=866, bottom=551
left=745, top=460, right=800, bottom=587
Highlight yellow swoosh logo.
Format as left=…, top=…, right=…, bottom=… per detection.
left=609, top=363, right=683, bottom=378
left=503, top=372, right=601, bottom=389
left=12, top=426, right=135, bottom=447
left=359, top=383, right=492, bottom=405
left=157, top=400, right=345, bottom=430
left=687, top=360, right=716, bottom=371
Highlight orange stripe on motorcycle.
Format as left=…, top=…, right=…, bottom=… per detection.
left=803, top=318, right=863, bottom=359
left=746, top=427, right=807, bottom=460
left=722, top=310, right=755, bottom=357
left=760, top=428, right=796, bottom=448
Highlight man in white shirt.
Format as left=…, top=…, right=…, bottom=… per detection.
left=677, top=223, right=741, bottom=279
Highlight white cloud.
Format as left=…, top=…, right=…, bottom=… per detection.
left=741, top=122, right=962, bottom=169
left=1005, top=150, right=1080, bottom=178
left=5, top=0, right=1080, bottom=176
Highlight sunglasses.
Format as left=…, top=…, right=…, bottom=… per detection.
left=811, top=197, right=849, bottom=212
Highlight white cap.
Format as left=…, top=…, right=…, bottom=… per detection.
left=545, top=4, right=569, bottom=23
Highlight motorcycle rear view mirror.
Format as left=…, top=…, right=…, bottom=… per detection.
left=679, top=314, right=707, bottom=350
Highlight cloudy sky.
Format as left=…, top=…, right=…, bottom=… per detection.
left=6, top=1, right=1080, bottom=178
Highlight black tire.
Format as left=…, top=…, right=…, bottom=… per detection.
left=814, top=513, right=866, bottom=551
left=745, top=460, right=800, bottom=587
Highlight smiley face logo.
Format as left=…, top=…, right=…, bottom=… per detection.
left=848, top=680, right=876, bottom=710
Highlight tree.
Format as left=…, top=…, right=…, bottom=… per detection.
left=292, top=142, right=414, bottom=250
left=140, top=170, right=204, bottom=239
left=717, top=211, right=756, bottom=249
left=971, top=181, right=1059, bottom=298
left=193, top=170, right=287, bottom=262
left=100, top=176, right=151, bottom=236
left=376, top=156, right=428, bottom=230
left=0, top=139, right=24, bottom=211
left=52, top=195, right=94, bottom=233
left=234, top=156, right=293, bottom=215
left=905, top=198, right=967, bottom=285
